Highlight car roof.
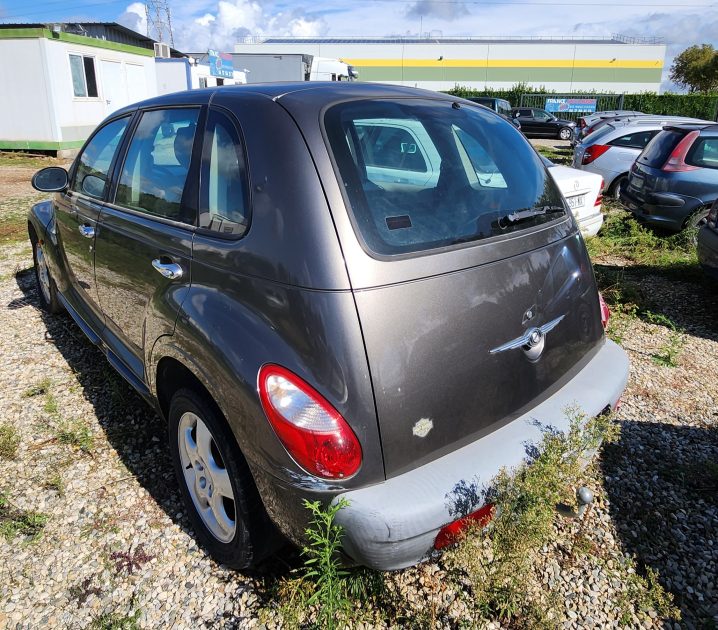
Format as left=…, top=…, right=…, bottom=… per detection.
left=111, top=82, right=463, bottom=120
left=663, top=123, right=718, bottom=132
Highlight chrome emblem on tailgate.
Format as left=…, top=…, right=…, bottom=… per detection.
left=490, top=315, right=565, bottom=362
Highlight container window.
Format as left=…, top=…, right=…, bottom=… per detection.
left=69, top=54, right=98, bottom=98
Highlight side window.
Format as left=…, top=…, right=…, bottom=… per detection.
left=687, top=138, right=718, bottom=169
left=69, top=54, right=98, bottom=98
left=609, top=130, right=657, bottom=149
left=533, top=110, right=551, bottom=121
left=199, top=110, right=250, bottom=236
left=116, top=108, right=200, bottom=223
left=72, top=117, right=130, bottom=199
left=354, top=124, right=428, bottom=172
left=517, top=109, right=532, bottom=118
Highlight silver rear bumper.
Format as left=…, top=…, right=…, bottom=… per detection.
left=335, top=339, right=629, bottom=570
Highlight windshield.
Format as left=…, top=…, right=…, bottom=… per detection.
left=324, top=98, right=566, bottom=256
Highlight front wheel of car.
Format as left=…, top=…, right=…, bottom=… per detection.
left=558, top=127, right=573, bottom=141
left=168, top=388, right=274, bottom=569
left=30, top=231, right=62, bottom=314
left=684, top=206, right=710, bottom=233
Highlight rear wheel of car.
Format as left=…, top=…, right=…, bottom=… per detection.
left=30, top=231, right=62, bottom=314
left=558, top=127, right=573, bottom=141
left=608, top=175, right=628, bottom=200
left=684, top=206, right=709, bottom=231
left=168, top=388, right=273, bottom=569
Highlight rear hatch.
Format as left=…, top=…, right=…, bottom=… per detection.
left=323, top=98, right=605, bottom=477
left=629, top=128, right=686, bottom=199
left=547, top=165, right=602, bottom=223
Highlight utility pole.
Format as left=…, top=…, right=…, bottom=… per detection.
left=145, top=0, right=175, bottom=47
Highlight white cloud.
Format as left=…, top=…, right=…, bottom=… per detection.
left=118, top=2, right=147, bottom=36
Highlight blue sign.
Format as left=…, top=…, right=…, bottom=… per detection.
left=208, top=50, right=233, bottom=79
left=545, top=98, right=597, bottom=114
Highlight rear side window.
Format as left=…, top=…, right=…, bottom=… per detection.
left=687, top=137, right=718, bottom=169
left=638, top=130, right=683, bottom=167
left=517, top=109, right=532, bottom=117
left=116, top=108, right=200, bottom=224
left=199, top=109, right=250, bottom=236
left=609, top=130, right=658, bottom=149
left=72, top=116, right=130, bottom=199
left=324, top=99, right=565, bottom=256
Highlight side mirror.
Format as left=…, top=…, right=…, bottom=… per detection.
left=81, top=174, right=106, bottom=198
left=32, top=167, right=68, bottom=192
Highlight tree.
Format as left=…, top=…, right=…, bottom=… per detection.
left=669, top=44, right=718, bottom=93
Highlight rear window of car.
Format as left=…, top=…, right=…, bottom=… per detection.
left=324, top=98, right=566, bottom=256
left=686, top=137, right=718, bottom=169
left=638, top=130, right=683, bottom=167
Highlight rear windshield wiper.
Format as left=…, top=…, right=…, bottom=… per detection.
left=497, top=205, right=565, bottom=228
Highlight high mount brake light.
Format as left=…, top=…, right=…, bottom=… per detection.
left=662, top=130, right=700, bottom=172
left=258, top=365, right=362, bottom=479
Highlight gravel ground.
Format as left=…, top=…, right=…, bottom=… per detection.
left=0, top=162, right=717, bottom=628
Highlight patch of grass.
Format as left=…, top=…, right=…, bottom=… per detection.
left=587, top=204, right=699, bottom=270
left=43, top=469, right=65, bottom=496
left=22, top=377, right=52, bottom=398
left=535, top=144, right=573, bottom=165
left=43, top=392, right=59, bottom=415
left=0, top=193, right=47, bottom=245
left=0, top=423, right=20, bottom=459
left=89, top=609, right=141, bottom=630
left=614, top=560, right=679, bottom=623
left=55, top=417, right=94, bottom=454
left=0, top=492, right=48, bottom=541
left=644, top=312, right=687, bottom=368
left=443, top=407, right=620, bottom=624
left=0, top=151, right=60, bottom=169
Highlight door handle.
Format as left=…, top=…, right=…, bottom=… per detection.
left=78, top=224, right=95, bottom=238
left=152, top=258, right=183, bottom=280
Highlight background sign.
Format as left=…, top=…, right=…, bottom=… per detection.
left=545, top=98, right=597, bottom=114
left=208, top=50, right=234, bottom=79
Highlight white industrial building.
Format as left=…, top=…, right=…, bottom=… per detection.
left=235, top=35, right=667, bottom=93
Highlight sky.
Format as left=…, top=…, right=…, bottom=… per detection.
left=1, top=0, right=717, bottom=90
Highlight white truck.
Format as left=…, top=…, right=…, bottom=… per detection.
left=307, top=56, right=358, bottom=81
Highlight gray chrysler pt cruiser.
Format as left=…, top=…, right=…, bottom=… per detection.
left=28, top=83, right=628, bottom=571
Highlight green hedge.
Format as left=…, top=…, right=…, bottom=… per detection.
left=446, top=84, right=718, bottom=121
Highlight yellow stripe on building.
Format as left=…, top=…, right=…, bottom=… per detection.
left=343, top=58, right=663, bottom=69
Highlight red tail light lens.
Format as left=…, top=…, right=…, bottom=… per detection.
left=662, top=130, right=700, bottom=172
left=582, top=144, right=611, bottom=165
left=595, top=179, right=604, bottom=207
left=598, top=292, right=610, bottom=330
left=434, top=504, right=494, bottom=549
left=258, top=365, right=362, bottom=479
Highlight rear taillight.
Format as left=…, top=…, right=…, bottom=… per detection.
left=582, top=144, right=611, bottom=165
left=662, top=130, right=700, bottom=172
left=258, top=365, right=362, bottom=479
left=598, top=292, right=610, bottom=330
left=595, top=179, right=604, bottom=207
left=434, top=504, right=494, bottom=549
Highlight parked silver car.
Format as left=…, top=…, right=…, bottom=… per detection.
left=573, top=117, right=710, bottom=198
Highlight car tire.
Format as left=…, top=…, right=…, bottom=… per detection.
left=30, top=230, right=63, bottom=314
left=684, top=206, right=710, bottom=230
left=608, top=175, right=628, bottom=200
left=558, top=127, right=573, bottom=141
left=168, top=387, right=275, bottom=569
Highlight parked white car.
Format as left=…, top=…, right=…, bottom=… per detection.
left=541, top=156, right=603, bottom=237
